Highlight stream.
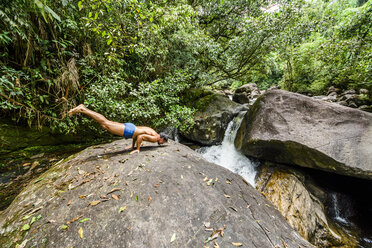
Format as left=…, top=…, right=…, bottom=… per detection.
left=196, top=111, right=259, bottom=186
left=195, top=112, right=372, bottom=247
left=1, top=114, right=371, bottom=247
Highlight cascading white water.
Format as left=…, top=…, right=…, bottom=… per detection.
left=330, top=192, right=351, bottom=225
left=196, top=111, right=259, bottom=186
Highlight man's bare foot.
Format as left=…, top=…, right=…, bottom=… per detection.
left=68, top=104, right=86, bottom=117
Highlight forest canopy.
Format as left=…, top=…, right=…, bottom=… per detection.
left=0, top=0, right=371, bottom=134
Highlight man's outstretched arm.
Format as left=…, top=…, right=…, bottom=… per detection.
left=124, top=139, right=136, bottom=151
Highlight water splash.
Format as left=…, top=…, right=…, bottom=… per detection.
left=197, top=111, right=259, bottom=186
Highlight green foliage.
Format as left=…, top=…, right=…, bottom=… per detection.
left=280, top=0, right=372, bottom=96
left=1, top=0, right=371, bottom=138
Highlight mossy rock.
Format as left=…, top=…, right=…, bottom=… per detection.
left=181, top=88, right=247, bottom=145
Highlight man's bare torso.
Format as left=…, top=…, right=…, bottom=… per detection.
left=133, top=126, right=159, bottom=140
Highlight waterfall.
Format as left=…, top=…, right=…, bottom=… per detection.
left=196, top=111, right=259, bottom=186
left=330, top=192, right=351, bottom=226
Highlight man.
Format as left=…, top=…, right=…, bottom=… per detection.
left=68, top=104, right=168, bottom=154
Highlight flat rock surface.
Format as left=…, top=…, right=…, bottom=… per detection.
left=0, top=139, right=312, bottom=248
left=235, top=89, right=372, bottom=179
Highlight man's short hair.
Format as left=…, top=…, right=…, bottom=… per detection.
left=159, top=132, right=169, bottom=142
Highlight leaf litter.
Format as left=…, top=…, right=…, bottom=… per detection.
left=118, top=205, right=127, bottom=213
left=170, top=233, right=176, bottom=243
left=232, top=242, right=243, bottom=246
left=78, top=227, right=83, bottom=239
left=89, top=200, right=101, bottom=206
left=107, top=188, right=122, bottom=194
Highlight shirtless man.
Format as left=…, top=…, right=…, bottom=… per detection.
left=68, top=104, right=168, bottom=154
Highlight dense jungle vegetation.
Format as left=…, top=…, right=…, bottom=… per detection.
left=0, top=0, right=371, bottom=134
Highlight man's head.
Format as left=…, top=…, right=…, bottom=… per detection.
left=158, top=132, right=169, bottom=145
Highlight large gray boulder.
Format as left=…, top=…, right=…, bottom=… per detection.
left=182, top=89, right=247, bottom=145
left=0, top=139, right=312, bottom=248
left=235, top=89, right=372, bottom=179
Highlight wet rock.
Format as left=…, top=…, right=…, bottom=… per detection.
left=182, top=89, right=247, bottom=145
left=348, top=101, right=358, bottom=108
left=232, top=83, right=261, bottom=105
left=327, top=86, right=339, bottom=95
left=235, top=89, right=372, bottom=179
left=0, top=140, right=312, bottom=248
left=327, top=92, right=338, bottom=102
left=318, top=87, right=372, bottom=111
left=268, top=85, right=280, bottom=91
left=256, top=163, right=358, bottom=247
left=359, top=105, right=372, bottom=113
left=328, top=91, right=338, bottom=97
left=360, top=88, right=368, bottom=95
left=312, top=95, right=327, bottom=100
left=342, top=89, right=356, bottom=95
left=315, top=93, right=338, bottom=103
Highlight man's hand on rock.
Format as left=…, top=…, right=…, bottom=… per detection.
left=130, top=150, right=139, bottom=155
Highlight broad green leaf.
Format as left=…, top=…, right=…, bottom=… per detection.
left=23, top=224, right=30, bottom=231
left=44, top=4, right=61, bottom=22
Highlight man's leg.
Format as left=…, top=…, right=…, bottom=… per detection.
left=68, top=104, right=124, bottom=136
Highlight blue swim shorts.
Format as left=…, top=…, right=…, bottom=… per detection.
left=123, top=123, right=136, bottom=139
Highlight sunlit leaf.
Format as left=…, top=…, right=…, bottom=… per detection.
left=30, top=217, right=36, bottom=225
left=80, top=218, right=90, bottom=223
left=78, top=227, right=83, bottom=239
left=78, top=1, right=83, bottom=10
left=89, top=200, right=101, bottom=206
left=232, top=242, right=243, bottom=246
left=170, top=233, right=176, bottom=243
left=22, top=215, right=31, bottom=221
left=118, top=205, right=127, bottom=213
left=22, top=224, right=30, bottom=231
